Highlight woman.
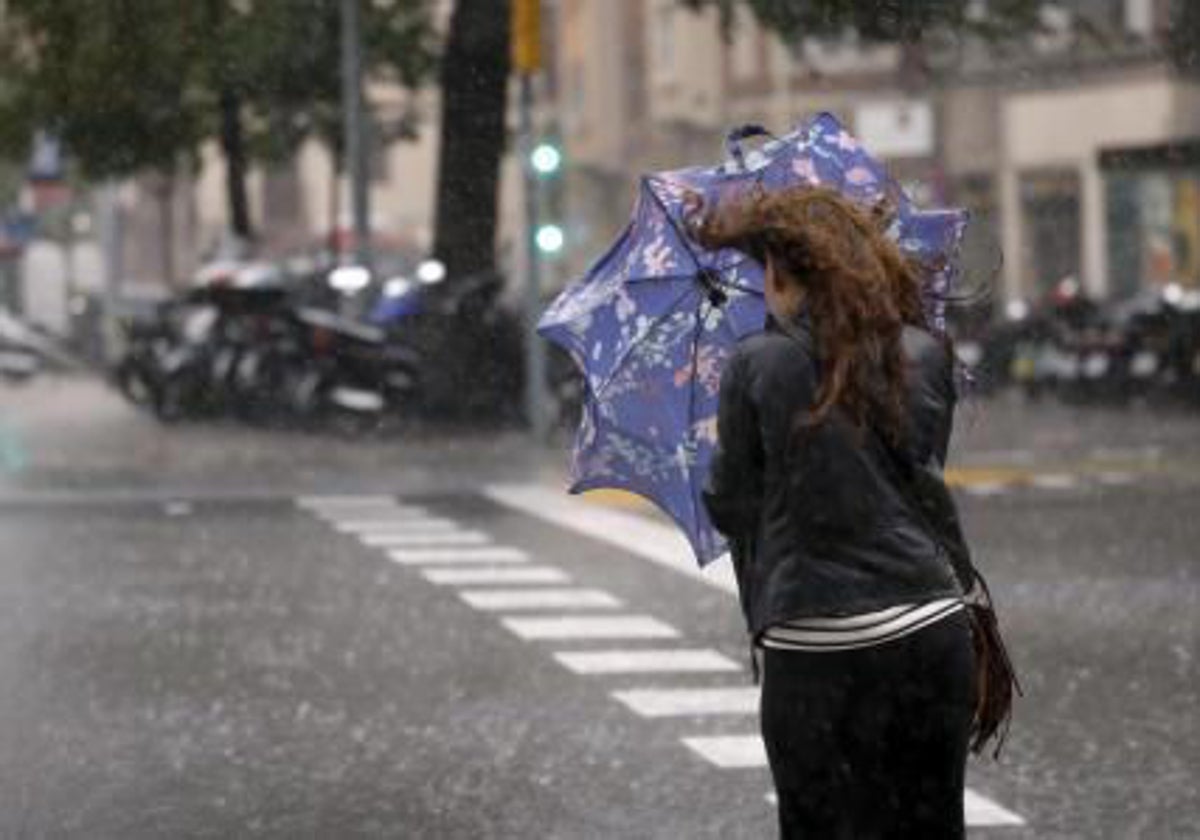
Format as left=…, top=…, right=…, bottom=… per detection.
left=695, top=186, right=978, bottom=839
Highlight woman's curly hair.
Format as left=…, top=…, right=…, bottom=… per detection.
left=689, top=185, right=929, bottom=439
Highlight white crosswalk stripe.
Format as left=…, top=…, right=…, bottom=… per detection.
left=501, top=615, right=680, bottom=640
left=458, top=588, right=621, bottom=610
left=963, top=789, right=1026, bottom=826
left=334, top=518, right=460, bottom=534
left=681, top=735, right=766, bottom=768
left=359, top=531, right=491, bottom=547
left=296, top=494, right=400, bottom=509
left=386, top=547, right=530, bottom=565
left=315, top=509, right=431, bottom=523
left=422, top=566, right=569, bottom=585
left=554, top=649, right=741, bottom=675
left=613, top=687, right=758, bottom=717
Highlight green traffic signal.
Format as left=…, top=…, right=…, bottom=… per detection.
left=535, top=223, right=565, bottom=254
left=531, top=142, right=562, bottom=176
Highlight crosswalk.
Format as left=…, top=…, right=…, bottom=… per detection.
left=296, top=492, right=1026, bottom=830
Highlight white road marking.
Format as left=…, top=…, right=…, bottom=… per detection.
left=422, top=566, right=569, bottom=585
left=963, top=789, right=1026, bottom=826
left=1030, top=472, right=1078, bottom=490
left=359, top=531, right=491, bottom=548
left=317, top=505, right=429, bottom=518
left=554, top=649, right=741, bottom=675
left=315, top=509, right=431, bottom=523
left=613, top=687, right=758, bottom=717
left=681, top=735, right=766, bottom=768
left=484, top=484, right=737, bottom=595
left=963, top=482, right=1009, bottom=497
left=501, top=615, right=680, bottom=640
left=387, top=547, right=530, bottom=565
left=296, top=494, right=402, bottom=509
left=334, top=518, right=459, bottom=534
left=459, top=588, right=621, bottom=610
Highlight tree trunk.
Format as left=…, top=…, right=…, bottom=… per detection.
left=431, top=0, right=512, bottom=282
left=219, top=85, right=254, bottom=244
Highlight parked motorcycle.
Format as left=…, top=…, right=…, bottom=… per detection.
left=114, top=301, right=221, bottom=422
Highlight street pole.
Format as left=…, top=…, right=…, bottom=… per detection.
left=518, top=75, right=548, bottom=440
left=513, top=0, right=548, bottom=439
left=97, top=181, right=124, bottom=364
left=340, top=0, right=372, bottom=271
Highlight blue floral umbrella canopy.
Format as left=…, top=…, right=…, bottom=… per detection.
left=539, top=113, right=968, bottom=566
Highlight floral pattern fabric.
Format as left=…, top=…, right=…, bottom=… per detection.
left=538, top=112, right=968, bottom=566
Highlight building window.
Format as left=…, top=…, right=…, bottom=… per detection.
left=651, top=4, right=675, bottom=78
left=1019, top=169, right=1082, bottom=297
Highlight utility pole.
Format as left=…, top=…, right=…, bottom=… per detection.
left=341, top=0, right=372, bottom=270
left=513, top=0, right=548, bottom=439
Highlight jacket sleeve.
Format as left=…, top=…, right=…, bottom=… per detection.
left=914, top=341, right=977, bottom=593
left=702, top=351, right=762, bottom=539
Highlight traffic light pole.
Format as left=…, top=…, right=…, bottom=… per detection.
left=340, top=0, right=372, bottom=271
left=518, top=73, right=548, bottom=440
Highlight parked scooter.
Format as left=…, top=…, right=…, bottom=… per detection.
left=285, top=305, right=421, bottom=431
left=114, top=300, right=222, bottom=422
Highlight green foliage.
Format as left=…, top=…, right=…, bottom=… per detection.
left=0, top=0, right=438, bottom=176
left=0, top=0, right=208, bottom=177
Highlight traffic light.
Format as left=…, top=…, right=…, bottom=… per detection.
left=535, top=223, right=565, bottom=255
left=530, top=142, right=562, bottom=177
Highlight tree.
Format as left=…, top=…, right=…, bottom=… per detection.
left=430, top=0, right=512, bottom=282
left=208, top=0, right=438, bottom=243
left=0, top=1, right=438, bottom=247
left=0, top=1, right=207, bottom=179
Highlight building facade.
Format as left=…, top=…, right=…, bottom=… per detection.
left=549, top=0, right=1200, bottom=309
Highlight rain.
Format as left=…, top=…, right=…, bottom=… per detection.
left=0, top=1, right=1197, bottom=837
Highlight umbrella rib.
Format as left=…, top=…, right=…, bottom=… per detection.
left=588, top=281, right=698, bottom=401
left=643, top=177, right=705, bottom=274
left=683, top=292, right=709, bottom=541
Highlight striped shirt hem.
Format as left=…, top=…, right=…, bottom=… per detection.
left=759, top=598, right=965, bottom=653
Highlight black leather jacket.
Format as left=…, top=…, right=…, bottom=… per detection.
left=703, top=314, right=972, bottom=639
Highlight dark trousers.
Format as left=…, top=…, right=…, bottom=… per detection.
left=760, top=611, right=974, bottom=840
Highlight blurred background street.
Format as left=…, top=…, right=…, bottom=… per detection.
left=2, top=0, right=1200, bottom=837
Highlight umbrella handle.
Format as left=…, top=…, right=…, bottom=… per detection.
left=725, top=124, right=778, bottom=171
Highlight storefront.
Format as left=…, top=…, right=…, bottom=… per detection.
left=1102, top=141, right=1200, bottom=300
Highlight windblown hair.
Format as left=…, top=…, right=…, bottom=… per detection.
left=690, top=185, right=929, bottom=438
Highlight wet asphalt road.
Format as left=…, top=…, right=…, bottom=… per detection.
left=0, top=378, right=1198, bottom=838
